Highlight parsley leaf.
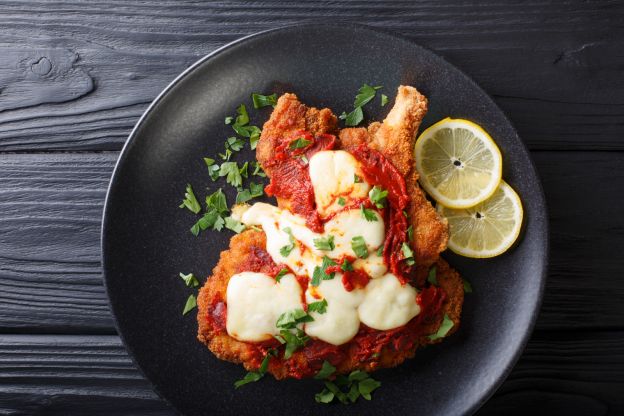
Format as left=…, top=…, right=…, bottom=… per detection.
left=351, top=236, right=369, bottom=259
left=358, top=377, right=381, bottom=400
left=226, top=136, right=245, bottom=152
left=249, top=181, right=264, bottom=197
left=234, top=104, right=249, bottom=126
left=341, top=258, right=354, bottom=272
left=179, top=184, right=201, bottom=214
left=239, top=161, right=249, bottom=178
left=340, top=106, right=363, bottom=127
left=314, top=360, right=336, bottom=380
left=353, top=84, right=382, bottom=108
left=311, top=256, right=337, bottom=286
left=407, top=225, right=414, bottom=242
left=179, top=272, right=199, bottom=288
left=275, top=268, right=289, bottom=282
left=376, top=245, right=384, bottom=257
left=463, top=278, right=473, bottom=293
left=190, top=210, right=224, bottom=236
left=224, top=216, right=246, bottom=233
left=206, top=188, right=228, bottom=214
left=360, top=204, right=378, bottom=222
left=427, top=314, right=454, bottom=341
left=313, top=235, right=335, bottom=251
left=275, top=309, right=313, bottom=358
left=315, top=388, right=335, bottom=404
left=316, top=370, right=381, bottom=404
left=224, top=116, right=233, bottom=125
left=337, top=197, right=346, bottom=206
left=278, top=329, right=309, bottom=359
left=368, top=186, right=388, bottom=208
left=307, top=299, right=328, bottom=314
left=219, top=162, right=243, bottom=187
left=252, top=162, right=266, bottom=177
left=252, top=93, right=277, bottom=109
left=401, top=242, right=415, bottom=266
left=354, top=174, right=362, bottom=183
left=219, top=148, right=232, bottom=161
left=289, top=137, right=312, bottom=149
left=182, top=294, right=197, bottom=315
left=380, top=94, right=389, bottom=107
left=204, top=158, right=220, bottom=181
left=234, top=349, right=276, bottom=388
left=427, top=266, right=438, bottom=286
left=276, top=308, right=313, bottom=329
left=235, top=189, right=252, bottom=204
left=279, top=227, right=296, bottom=257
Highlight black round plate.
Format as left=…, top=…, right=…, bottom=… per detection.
left=102, top=24, right=548, bottom=416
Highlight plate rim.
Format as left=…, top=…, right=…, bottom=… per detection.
left=101, top=22, right=549, bottom=416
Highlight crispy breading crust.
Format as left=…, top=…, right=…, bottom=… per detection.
left=198, top=230, right=463, bottom=379
left=198, top=88, right=463, bottom=379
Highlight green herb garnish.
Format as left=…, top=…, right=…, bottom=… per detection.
left=179, top=184, right=201, bottom=214
left=279, top=227, right=296, bottom=257
left=219, top=161, right=243, bottom=187
left=182, top=294, right=197, bottom=315
left=190, top=210, right=224, bottom=236
left=252, top=162, right=266, bottom=177
left=427, top=314, right=454, bottom=341
left=252, top=93, right=277, bottom=109
left=224, top=116, right=233, bottom=125
left=179, top=272, right=199, bottom=288
left=224, top=216, right=246, bottom=233
left=314, top=360, right=336, bottom=380
left=308, top=299, right=328, bottom=314
left=226, top=136, right=245, bottom=152
left=339, top=107, right=364, bottom=127
left=311, top=256, right=337, bottom=286
left=289, top=137, right=312, bottom=149
left=427, top=266, right=438, bottom=286
left=275, top=309, right=313, bottom=358
left=337, top=197, right=346, bottom=206
left=341, top=258, right=354, bottom=272
left=339, top=84, right=382, bottom=127
left=275, top=268, right=289, bottom=282
left=376, top=245, right=384, bottom=257
left=206, top=188, right=228, bottom=214
left=315, top=370, right=381, bottom=404
left=351, top=236, right=369, bottom=259
left=360, top=204, right=378, bottom=222
left=463, top=278, right=473, bottom=293
left=401, top=242, right=415, bottom=266
left=234, top=349, right=276, bottom=388
left=380, top=94, right=388, bottom=107
left=313, top=235, right=335, bottom=251
left=368, top=186, right=388, bottom=208
left=203, top=158, right=220, bottom=181
left=407, top=225, right=414, bottom=242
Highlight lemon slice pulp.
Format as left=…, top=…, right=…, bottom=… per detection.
left=436, top=181, right=523, bottom=258
left=415, top=118, right=502, bottom=208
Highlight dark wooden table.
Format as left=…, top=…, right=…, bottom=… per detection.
left=1, top=1, right=623, bottom=415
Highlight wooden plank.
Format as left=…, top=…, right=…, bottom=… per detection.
left=0, top=151, right=622, bottom=333
left=0, top=332, right=622, bottom=415
left=0, top=1, right=622, bottom=151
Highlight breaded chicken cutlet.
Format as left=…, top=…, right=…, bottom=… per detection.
left=198, top=86, right=464, bottom=379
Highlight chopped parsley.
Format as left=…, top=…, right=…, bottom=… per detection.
left=351, top=236, right=369, bottom=259
left=182, top=294, right=197, bottom=315
left=190, top=210, right=224, bottom=236
left=407, top=225, right=414, bottom=242
left=341, top=258, right=354, bottom=272
left=275, top=309, right=313, bottom=358
left=337, top=197, right=346, bottom=206
left=314, top=360, right=336, bottom=380
left=224, top=216, right=246, bottom=233
left=463, top=278, right=473, bottom=293
left=276, top=308, right=314, bottom=328
left=401, top=242, right=415, bottom=266
left=218, top=162, right=243, bottom=187
left=313, top=235, right=335, bottom=251
left=340, top=84, right=382, bottom=127
left=252, top=161, right=266, bottom=177
left=311, top=256, right=337, bottom=286
left=230, top=104, right=262, bottom=149
left=252, top=93, right=277, bottom=109
left=307, top=299, right=328, bottom=314
left=275, top=268, right=289, bottom=282
left=376, top=245, right=384, bottom=257
left=205, top=188, right=228, bottom=214
left=353, top=174, right=362, bottom=183
left=315, top=370, right=381, bottom=404
left=380, top=94, right=389, bottom=107
left=219, top=148, right=232, bottom=161
left=289, top=137, right=312, bottom=149
left=279, top=227, right=296, bottom=257
left=360, top=204, right=378, bottom=222
left=339, top=106, right=363, bottom=127
left=226, top=136, right=245, bottom=152
left=224, top=116, right=233, bottom=125
left=203, top=158, right=220, bottom=181
left=179, top=184, right=201, bottom=214
left=236, top=181, right=264, bottom=204
left=234, top=349, right=276, bottom=388
left=179, top=272, right=199, bottom=288
left=427, top=266, right=438, bottom=286
left=427, top=314, right=454, bottom=341
left=368, top=186, right=388, bottom=208
left=298, top=154, right=309, bottom=165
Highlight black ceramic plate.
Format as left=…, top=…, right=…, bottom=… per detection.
left=102, top=24, right=548, bottom=416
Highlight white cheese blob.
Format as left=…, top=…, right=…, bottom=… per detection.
left=225, top=272, right=303, bottom=342
left=304, top=276, right=364, bottom=345
left=358, top=273, right=420, bottom=330
left=309, top=150, right=371, bottom=217
left=239, top=202, right=384, bottom=277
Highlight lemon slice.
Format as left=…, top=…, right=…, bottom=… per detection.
left=437, top=181, right=523, bottom=258
left=415, top=118, right=502, bottom=208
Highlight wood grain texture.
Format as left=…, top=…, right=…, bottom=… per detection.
left=0, top=0, right=622, bottom=151
left=1, top=332, right=622, bottom=415
left=0, top=151, right=622, bottom=333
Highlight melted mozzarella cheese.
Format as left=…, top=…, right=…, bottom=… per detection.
left=358, top=273, right=420, bottom=330
left=353, top=251, right=387, bottom=279
left=239, top=203, right=384, bottom=276
left=225, top=272, right=303, bottom=342
left=304, top=276, right=364, bottom=345
left=309, top=150, right=371, bottom=217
